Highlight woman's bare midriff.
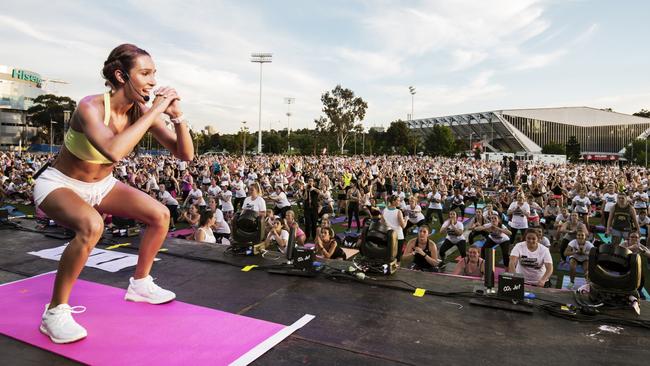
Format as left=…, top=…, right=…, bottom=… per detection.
left=52, top=147, right=115, bottom=182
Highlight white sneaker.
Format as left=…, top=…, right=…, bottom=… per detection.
left=40, top=304, right=88, bottom=344
left=124, top=276, right=176, bottom=304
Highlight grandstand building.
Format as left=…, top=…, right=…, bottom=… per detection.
left=407, top=107, right=650, bottom=160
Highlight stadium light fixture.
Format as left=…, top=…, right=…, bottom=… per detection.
left=251, top=53, right=273, bottom=154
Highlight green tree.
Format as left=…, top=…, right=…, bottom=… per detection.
left=262, top=130, right=283, bottom=154
left=424, top=125, right=456, bottom=156
left=623, top=139, right=648, bottom=166
left=541, top=142, right=566, bottom=155
left=27, top=94, right=76, bottom=145
left=290, top=132, right=312, bottom=155
left=366, top=127, right=388, bottom=155
left=207, top=133, right=224, bottom=151
left=220, top=134, right=238, bottom=154
left=633, top=109, right=650, bottom=118
left=220, top=127, right=252, bottom=155
left=316, top=85, right=368, bottom=154
left=385, top=120, right=415, bottom=154
left=565, top=136, right=581, bottom=163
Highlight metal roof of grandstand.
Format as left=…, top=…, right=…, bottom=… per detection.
left=499, top=106, right=650, bottom=127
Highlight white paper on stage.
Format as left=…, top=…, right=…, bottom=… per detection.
left=28, top=243, right=159, bottom=273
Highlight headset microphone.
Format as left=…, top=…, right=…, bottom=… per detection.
left=122, top=71, right=150, bottom=102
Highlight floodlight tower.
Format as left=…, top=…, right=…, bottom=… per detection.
left=408, top=86, right=416, bottom=121
left=251, top=53, right=273, bottom=153
left=284, top=97, right=295, bottom=153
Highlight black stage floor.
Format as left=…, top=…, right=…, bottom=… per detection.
left=1, top=220, right=649, bottom=366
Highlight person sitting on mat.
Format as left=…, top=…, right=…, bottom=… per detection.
left=403, top=225, right=440, bottom=272
left=194, top=210, right=217, bottom=243
left=315, top=226, right=346, bottom=260
left=264, top=216, right=289, bottom=253
left=563, top=229, right=593, bottom=289
left=33, top=43, right=193, bottom=344
left=207, top=197, right=230, bottom=244
left=452, top=244, right=485, bottom=278
left=283, top=210, right=306, bottom=246
left=178, top=204, right=201, bottom=229
left=619, top=231, right=650, bottom=299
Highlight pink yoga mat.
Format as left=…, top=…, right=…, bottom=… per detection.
left=0, top=273, right=297, bottom=365
left=168, top=227, right=194, bottom=238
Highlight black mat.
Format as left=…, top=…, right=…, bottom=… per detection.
left=1, top=219, right=649, bottom=366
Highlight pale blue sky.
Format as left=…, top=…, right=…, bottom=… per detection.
left=1, top=0, right=649, bottom=133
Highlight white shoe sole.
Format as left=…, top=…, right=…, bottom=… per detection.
left=39, top=324, right=87, bottom=344
left=124, top=291, right=176, bottom=304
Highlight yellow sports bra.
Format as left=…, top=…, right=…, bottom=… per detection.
left=64, top=93, right=113, bottom=164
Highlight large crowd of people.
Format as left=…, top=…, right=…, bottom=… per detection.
left=2, top=151, right=649, bottom=294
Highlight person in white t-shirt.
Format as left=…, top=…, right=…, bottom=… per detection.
left=619, top=231, right=650, bottom=299
left=425, top=187, right=444, bottom=226
left=382, top=195, right=407, bottom=261
left=571, top=188, right=591, bottom=225
left=563, top=230, right=593, bottom=289
left=264, top=216, right=289, bottom=253
left=508, top=229, right=553, bottom=287
left=269, top=185, right=291, bottom=218
left=219, top=184, right=234, bottom=222
left=177, top=159, right=187, bottom=172
left=184, top=183, right=205, bottom=208
left=158, top=184, right=179, bottom=230
left=242, top=183, right=267, bottom=217
left=633, top=187, right=649, bottom=211
left=637, top=209, right=650, bottom=243
left=207, top=197, right=231, bottom=243
left=507, top=193, right=530, bottom=247
left=207, top=179, right=222, bottom=197
left=404, top=196, right=426, bottom=233
left=601, top=183, right=617, bottom=226
left=233, top=176, right=247, bottom=212
left=439, top=211, right=467, bottom=265
left=476, top=214, right=511, bottom=263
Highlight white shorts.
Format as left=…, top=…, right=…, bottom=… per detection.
left=33, top=167, right=118, bottom=208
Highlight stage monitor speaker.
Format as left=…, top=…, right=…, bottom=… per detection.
left=484, top=247, right=495, bottom=289
left=498, top=272, right=525, bottom=301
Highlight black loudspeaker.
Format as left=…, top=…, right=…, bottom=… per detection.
left=286, top=226, right=297, bottom=261
left=588, top=245, right=642, bottom=294
left=484, top=248, right=495, bottom=289
left=360, top=220, right=397, bottom=262
left=231, top=210, right=265, bottom=246
left=293, top=247, right=315, bottom=270
left=112, top=216, right=136, bottom=228
left=498, top=272, right=525, bottom=301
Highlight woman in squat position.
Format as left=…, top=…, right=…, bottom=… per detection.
left=33, top=44, right=193, bottom=343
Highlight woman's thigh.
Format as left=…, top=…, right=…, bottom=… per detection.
left=39, top=188, right=103, bottom=233
left=96, top=181, right=168, bottom=224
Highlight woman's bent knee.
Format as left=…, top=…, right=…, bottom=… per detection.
left=145, top=205, right=170, bottom=227
left=76, top=216, right=104, bottom=244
